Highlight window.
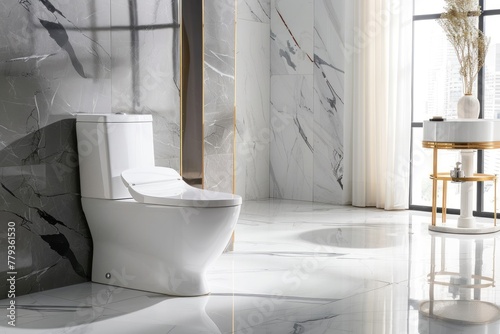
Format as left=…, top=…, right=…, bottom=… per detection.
left=410, top=1, right=500, bottom=217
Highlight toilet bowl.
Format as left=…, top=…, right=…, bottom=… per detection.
left=76, top=113, right=241, bottom=296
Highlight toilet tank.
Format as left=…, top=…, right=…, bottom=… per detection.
left=76, top=113, right=155, bottom=199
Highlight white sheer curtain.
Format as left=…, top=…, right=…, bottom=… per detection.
left=343, top=0, right=413, bottom=210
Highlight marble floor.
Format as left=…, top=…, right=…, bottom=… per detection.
left=1, top=199, right=500, bottom=334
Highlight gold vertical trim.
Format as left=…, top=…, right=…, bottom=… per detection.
left=229, top=0, right=237, bottom=258
left=432, top=147, right=438, bottom=226
left=233, top=104, right=237, bottom=195
left=201, top=0, right=205, bottom=189
left=179, top=0, right=183, bottom=176
left=233, top=0, right=237, bottom=195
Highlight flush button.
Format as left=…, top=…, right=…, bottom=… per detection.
left=105, top=273, right=111, bottom=279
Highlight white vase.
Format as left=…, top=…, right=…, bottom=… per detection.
left=457, top=94, right=480, bottom=119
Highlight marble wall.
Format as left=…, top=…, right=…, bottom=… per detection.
left=270, top=0, right=344, bottom=203
left=235, top=0, right=271, bottom=200
left=0, top=0, right=180, bottom=297
left=0, top=0, right=342, bottom=297
left=204, top=0, right=236, bottom=194
left=112, top=0, right=181, bottom=169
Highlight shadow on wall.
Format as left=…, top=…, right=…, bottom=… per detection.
left=0, top=118, right=92, bottom=297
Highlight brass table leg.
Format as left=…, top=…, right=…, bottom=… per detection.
left=432, top=147, right=438, bottom=226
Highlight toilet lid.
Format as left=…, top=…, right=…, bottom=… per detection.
left=121, top=167, right=242, bottom=208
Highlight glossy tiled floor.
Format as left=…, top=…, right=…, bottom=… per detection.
left=2, top=199, right=500, bottom=333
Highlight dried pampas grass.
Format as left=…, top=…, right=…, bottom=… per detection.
left=439, top=0, right=490, bottom=95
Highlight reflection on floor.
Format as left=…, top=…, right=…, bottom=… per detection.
left=1, top=199, right=500, bottom=333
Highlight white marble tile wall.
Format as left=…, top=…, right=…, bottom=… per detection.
left=270, top=0, right=314, bottom=75
left=313, top=0, right=345, bottom=203
left=270, top=0, right=345, bottom=204
left=236, top=139, right=270, bottom=199
left=238, top=0, right=271, bottom=23
left=235, top=0, right=271, bottom=199
left=270, top=75, right=314, bottom=201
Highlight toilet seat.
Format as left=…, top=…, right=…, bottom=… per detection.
left=121, top=167, right=242, bottom=208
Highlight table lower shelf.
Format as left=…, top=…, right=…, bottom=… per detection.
left=430, top=172, right=497, bottom=183
left=429, top=172, right=497, bottom=234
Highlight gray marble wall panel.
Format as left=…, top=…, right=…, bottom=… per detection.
left=235, top=11, right=270, bottom=199
left=269, top=0, right=344, bottom=203
left=0, top=121, right=92, bottom=296
left=204, top=0, right=235, bottom=193
left=0, top=0, right=180, bottom=297
left=111, top=0, right=180, bottom=169
left=313, top=0, right=344, bottom=203
left=0, top=0, right=110, bottom=297
left=0, top=1, right=112, bottom=142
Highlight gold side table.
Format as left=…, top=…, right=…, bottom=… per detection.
left=422, top=141, right=500, bottom=234
left=422, top=119, right=500, bottom=234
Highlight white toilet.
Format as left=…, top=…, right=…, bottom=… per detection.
left=75, top=113, right=241, bottom=296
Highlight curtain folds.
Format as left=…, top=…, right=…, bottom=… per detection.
left=343, top=0, right=413, bottom=210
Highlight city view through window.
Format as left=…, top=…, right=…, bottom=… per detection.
left=411, top=1, right=500, bottom=215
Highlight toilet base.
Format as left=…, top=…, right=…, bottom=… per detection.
left=91, top=244, right=210, bottom=296
left=82, top=197, right=240, bottom=296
